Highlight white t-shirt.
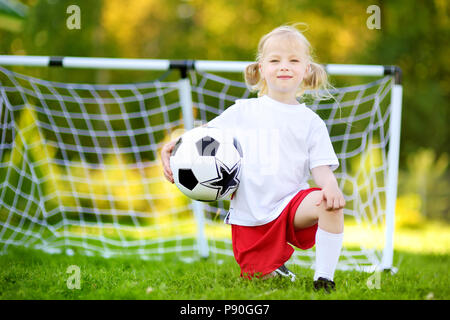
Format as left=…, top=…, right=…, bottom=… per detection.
left=207, top=94, right=339, bottom=226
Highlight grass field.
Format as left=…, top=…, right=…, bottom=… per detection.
left=0, top=240, right=448, bottom=300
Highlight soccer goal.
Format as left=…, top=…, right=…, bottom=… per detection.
left=0, top=55, right=402, bottom=272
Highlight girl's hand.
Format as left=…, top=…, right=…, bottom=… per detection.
left=315, top=182, right=346, bottom=211
left=161, top=140, right=177, bottom=183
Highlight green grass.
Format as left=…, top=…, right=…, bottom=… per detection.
left=0, top=245, right=448, bottom=300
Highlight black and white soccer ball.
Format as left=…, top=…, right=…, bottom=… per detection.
left=170, top=127, right=243, bottom=202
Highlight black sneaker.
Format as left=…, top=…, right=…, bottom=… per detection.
left=313, top=277, right=336, bottom=293
left=272, top=264, right=296, bottom=282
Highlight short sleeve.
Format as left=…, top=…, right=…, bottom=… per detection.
left=308, top=116, right=339, bottom=171
left=207, top=103, right=239, bottom=129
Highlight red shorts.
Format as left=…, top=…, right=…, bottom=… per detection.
left=231, top=187, right=320, bottom=279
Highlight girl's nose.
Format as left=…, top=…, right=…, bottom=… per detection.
left=279, top=63, right=289, bottom=70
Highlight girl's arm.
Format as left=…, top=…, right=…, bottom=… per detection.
left=311, top=165, right=346, bottom=211
left=161, top=140, right=177, bottom=183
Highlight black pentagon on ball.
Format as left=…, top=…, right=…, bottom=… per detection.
left=178, top=168, right=198, bottom=190
left=171, top=137, right=183, bottom=156
left=196, top=136, right=220, bottom=156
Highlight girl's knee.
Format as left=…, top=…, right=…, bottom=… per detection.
left=318, top=206, right=344, bottom=233
left=318, top=204, right=344, bottom=218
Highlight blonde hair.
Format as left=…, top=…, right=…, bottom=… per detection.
left=244, top=23, right=333, bottom=101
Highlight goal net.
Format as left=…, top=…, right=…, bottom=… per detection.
left=0, top=60, right=401, bottom=272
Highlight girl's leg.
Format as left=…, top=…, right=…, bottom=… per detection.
left=293, top=190, right=344, bottom=284
left=293, top=190, right=344, bottom=233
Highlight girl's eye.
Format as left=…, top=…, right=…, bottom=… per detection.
left=269, top=59, right=299, bottom=63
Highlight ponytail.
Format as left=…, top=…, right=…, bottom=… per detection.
left=244, top=62, right=268, bottom=97
left=244, top=62, right=260, bottom=87
left=298, top=61, right=333, bottom=100
left=302, top=62, right=327, bottom=92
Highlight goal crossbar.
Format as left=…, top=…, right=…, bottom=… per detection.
left=0, top=55, right=402, bottom=82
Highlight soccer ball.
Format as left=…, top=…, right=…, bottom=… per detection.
left=170, top=126, right=243, bottom=202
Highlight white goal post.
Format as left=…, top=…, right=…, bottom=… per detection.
left=0, top=55, right=402, bottom=272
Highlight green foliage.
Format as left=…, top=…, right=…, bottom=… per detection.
left=398, top=148, right=449, bottom=221
left=356, top=0, right=449, bottom=169
left=0, top=0, right=27, bottom=32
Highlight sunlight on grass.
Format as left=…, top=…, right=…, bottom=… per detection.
left=66, top=217, right=231, bottom=240
left=393, top=222, right=450, bottom=254
left=344, top=221, right=450, bottom=254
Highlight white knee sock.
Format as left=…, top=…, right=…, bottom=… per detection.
left=313, top=227, right=344, bottom=281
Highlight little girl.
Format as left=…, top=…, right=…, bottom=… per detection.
left=161, top=24, right=345, bottom=293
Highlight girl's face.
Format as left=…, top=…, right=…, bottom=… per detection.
left=259, top=35, right=309, bottom=103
